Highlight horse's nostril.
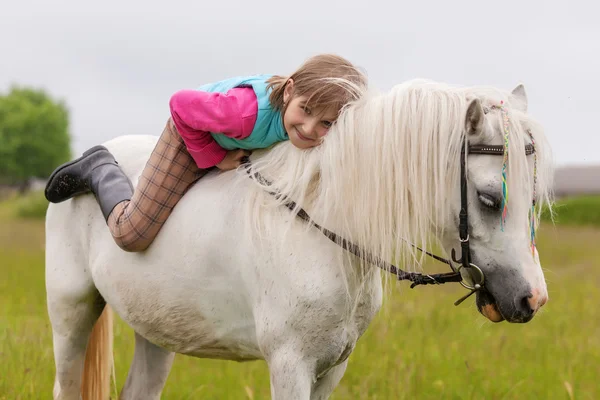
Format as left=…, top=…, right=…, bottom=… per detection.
left=520, top=295, right=535, bottom=316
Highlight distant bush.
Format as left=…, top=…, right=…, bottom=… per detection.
left=0, top=86, right=71, bottom=186
left=542, top=196, right=600, bottom=227
left=15, top=190, right=49, bottom=219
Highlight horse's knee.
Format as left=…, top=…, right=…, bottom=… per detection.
left=48, top=293, right=105, bottom=337
left=267, top=350, right=314, bottom=399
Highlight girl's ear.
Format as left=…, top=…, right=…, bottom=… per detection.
left=283, top=79, right=294, bottom=103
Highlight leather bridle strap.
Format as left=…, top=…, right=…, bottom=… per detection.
left=451, top=142, right=472, bottom=270
left=470, top=143, right=534, bottom=156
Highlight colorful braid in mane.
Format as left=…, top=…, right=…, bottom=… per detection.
left=489, top=101, right=538, bottom=254
left=528, top=130, right=538, bottom=255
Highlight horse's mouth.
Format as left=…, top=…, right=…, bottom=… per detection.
left=476, top=289, right=505, bottom=322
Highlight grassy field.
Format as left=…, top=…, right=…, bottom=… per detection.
left=1, top=194, right=599, bottom=399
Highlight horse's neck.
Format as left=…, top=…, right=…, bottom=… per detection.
left=248, top=87, right=464, bottom=269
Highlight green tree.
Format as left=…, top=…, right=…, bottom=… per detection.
left=0, top=86, right=71, bottom=185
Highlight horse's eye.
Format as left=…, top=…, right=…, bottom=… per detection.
left=478, top=192, right=501, bottom=210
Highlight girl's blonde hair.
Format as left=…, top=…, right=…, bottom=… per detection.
left=266, top=54, right=367, bottom=116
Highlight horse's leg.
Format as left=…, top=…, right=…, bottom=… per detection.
left=310, top=361, right=349, bottom=400
left=268, top=354, right=348, bottom=399
left=120, top=332, right=175, bottom=400
left=49, top=294, right=105, bottom=400
left=268, top=351, right=314, bottom=400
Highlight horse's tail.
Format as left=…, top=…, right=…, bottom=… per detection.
left=81, top=305, right=114, bottom=400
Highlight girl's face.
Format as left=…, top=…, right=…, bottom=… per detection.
left=283, top=80, right=338, bottom=149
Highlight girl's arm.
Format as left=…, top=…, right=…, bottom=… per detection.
left=169, top=87, right=258, bottom=168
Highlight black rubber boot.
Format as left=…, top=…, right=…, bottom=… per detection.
left=44, top=145, right=134, bottom=220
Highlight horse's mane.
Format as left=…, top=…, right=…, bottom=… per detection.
left=238, top=79, right=554, bottom=275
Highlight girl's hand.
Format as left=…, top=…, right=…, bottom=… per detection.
left=216, top=149, right=251, bottom=171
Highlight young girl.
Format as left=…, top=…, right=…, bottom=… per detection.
left=44, top=54, right=367, bottom=252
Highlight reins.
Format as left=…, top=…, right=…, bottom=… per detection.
left=242, top=160, right=463, bottom=289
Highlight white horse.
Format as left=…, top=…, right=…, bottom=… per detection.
left=45, top=79, right=553, bottom=400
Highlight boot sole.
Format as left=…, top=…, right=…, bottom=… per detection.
left=45, top=145, right=109, bottom=203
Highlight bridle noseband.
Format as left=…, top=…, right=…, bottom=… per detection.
left=243, top=141, right=535, bottom=307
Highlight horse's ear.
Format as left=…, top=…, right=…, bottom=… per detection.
left=511, top=84, right=528, bottom=112
left=466, top=98, right=484, bottom=136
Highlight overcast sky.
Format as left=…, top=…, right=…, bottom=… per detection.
left=2, top=0, right=597, bottom=166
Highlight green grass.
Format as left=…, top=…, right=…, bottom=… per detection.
left=1, top=198, right=600, bottom=399
left=542, top=196, right=600, bottom=227
left=14, top=191, right=49, bottom=219
left=0, top=190, right=49, bottom=221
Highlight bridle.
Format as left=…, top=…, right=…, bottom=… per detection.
left=243, top=141, right=535, bottom=307
left=449, top=141, right=535, bottom=304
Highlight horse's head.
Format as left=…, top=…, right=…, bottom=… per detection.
left=440, top=84, right=553, bottom=323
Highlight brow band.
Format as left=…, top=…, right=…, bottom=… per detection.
left=468, top=143, right=535, bottom=156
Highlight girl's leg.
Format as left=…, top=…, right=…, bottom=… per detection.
left=107, top=119, right=208, bottom=251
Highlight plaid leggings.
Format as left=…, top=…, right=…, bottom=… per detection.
left=107, top=119, right=208, bottom=252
